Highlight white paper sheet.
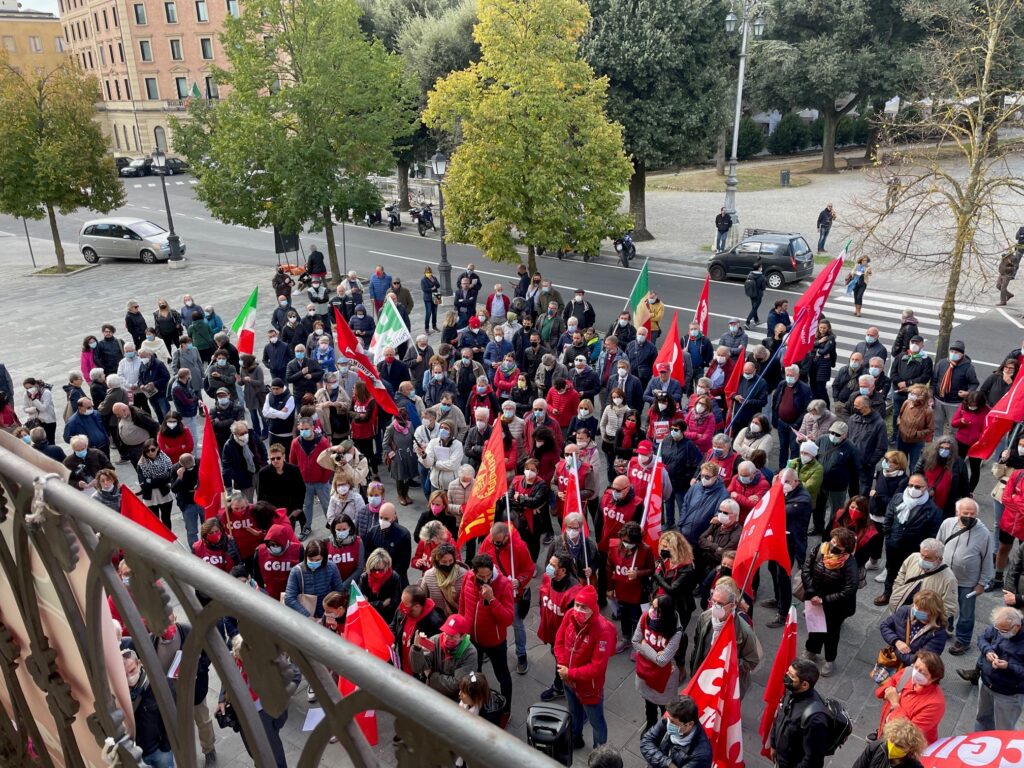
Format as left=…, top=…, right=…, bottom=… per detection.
left=803, top=600, right=827, bottom=633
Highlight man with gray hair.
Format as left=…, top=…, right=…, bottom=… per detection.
left=958, top=606, right=1024, bottom=730
left=222, top=420, right=268, bottom=505
left=940, top=497, right=995, bottom=655
left=887, top=537, right=959, bottom=618
left=110, top=400, right=157, bottom=469
left=772, top=364, right=812, bottom=469
left=690, top=582, right=761, bottom=696
left=63, top=434, right=113, bottom=490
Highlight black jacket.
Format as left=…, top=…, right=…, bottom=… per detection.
left=358, top=571, right=403, bottom=624
left=365, top=525, right=413, bottom=587
left=889, top=354, right=934, bottom=392
left=801, top=543, right=858, bottom=618
left=890, top=319, right=920, bottom=360
left=847, top=411, right=888, bottom=474
left=661, top=435, right=703, bottom=489
left=852, top=739, right=923, bottom=768
left=640, top=719, right=713, bottom=768
left=770, top=688, right=829, bottom=768
left=93, top=337, right=124, bottom=374
left=125, top=311, right=149, bottom=344
left=388, top=603, right=446, bottom=670
left=931, top=356, right=979, bottom=404
left=784, top=485, right=813, bottom=567
left=63, top=448, right=113, bottom=488
left=815, top=436, right=861, bottom=491
left=256, top=462, right=307, bottom=514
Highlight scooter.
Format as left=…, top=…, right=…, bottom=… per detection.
left=411, top=203, right=436, bottom=236
left=613, top=231, right=636, bottom=267
left=384, top=202, right=401, bottom=231
left=363, top=208, right=382, bottom=227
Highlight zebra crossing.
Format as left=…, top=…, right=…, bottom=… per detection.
left=131, top=180, right=199, bottom=188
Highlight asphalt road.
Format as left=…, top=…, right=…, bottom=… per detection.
left=1, top=178, right=1018, bottom=371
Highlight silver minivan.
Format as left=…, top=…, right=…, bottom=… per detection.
left=78, top=218, right=186, bottom=264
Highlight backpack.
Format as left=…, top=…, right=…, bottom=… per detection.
left=802, top=697, right=852, bottom=756
left=744, top=274, right=759, bottom=298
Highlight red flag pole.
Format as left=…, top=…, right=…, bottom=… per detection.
left=633, top=441, right=663, bottom=569
left=571, top=460, right=588, bottom=572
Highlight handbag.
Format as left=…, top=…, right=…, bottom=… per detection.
left=871, top=615, right=910, bottom=682
left=432, top=290, right=443, bottom=305
left=792, top=569, right=805, bottom=602
left=280, top=567, right=318, bottom=616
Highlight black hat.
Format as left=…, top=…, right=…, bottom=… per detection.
left=271, top=377, right=285, bottom=388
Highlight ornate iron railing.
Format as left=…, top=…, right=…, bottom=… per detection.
left=0, top=438, right=558, bottom=768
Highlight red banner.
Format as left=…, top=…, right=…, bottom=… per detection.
left=682, top=614, right=743, bottom=768
left=653, top=312, right=685, bottom=389
left=694, top=275, right=710, bottom=336
left=120, top=486, right=177, bottom=542
left=333, top=307, right=399, bottom=416
left=457, top=422, right=507, bottom=548
left=641, top=457, right=663, bottom=551
left=724, top=345, right=746, bottom=420
left=922, top=733, right=1024, bottom=768
left=783, top=252, right=845, bottom=367
left=732, top=477, right=790, bottom=592
left=969, top=368, right=1024, bottom=459
left=759, top=606, right=798, bottom=757
left=194, top=407, right=224, bottom=521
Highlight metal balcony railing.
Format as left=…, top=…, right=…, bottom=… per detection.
left=0, top=435, right=558, bottom=768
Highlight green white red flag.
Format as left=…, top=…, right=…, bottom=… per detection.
left=229, top=286, right=259, bottom=355
left=627, top=259, right=651, bottom=330
left=367, top=297, right=411, bottom=363
left=338, top=583, right=395, bottom=746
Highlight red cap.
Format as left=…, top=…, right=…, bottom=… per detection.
left=637, top=440, right=654, bottom=455
left=441, top=614, right=470, bottom=635
left=657, top=363, right=670, bottom=373
left=468, top=317, right=481, bottom=329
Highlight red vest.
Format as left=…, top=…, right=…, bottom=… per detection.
left=538, top=575, right=581, bottom=646
left=218, top=506, right=262, bottom=560
left=326, top=538, right=362, bottom=582
left=191, top=540, right=235, bottom=573
left=607, top=541, right=653, bottom=604
left=255, top=541, right=303, bottom=599
left=554, top=460, right=591, bottom=520
left=635, top=613, right=674, bottom=693
left=597, top=490, right=641, bottom=552
left=625, top=457, right=656, bottom=500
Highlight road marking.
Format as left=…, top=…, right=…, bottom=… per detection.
left=175, top=181, right=185, bottom=185
left=147, top=183, right=156, bottom=188
left=189, top=180, right=198, bottom=185
left=998, top=308, right=1024, bottom=330
left=133, top=184, right=142, bottom=188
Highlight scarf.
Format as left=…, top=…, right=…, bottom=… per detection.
left=434, top=565, right=460, bottom=612
left=239, top=438, right=257, bottom=474
left=393, top=421, right=409, bottom=434
left=938, top=358, right=959, bottom=398
left=821, top=541, right=850, bottom=571
left=367, top=567, right=393, bottom=593
left=903, top=352, right=924, bottom=364
left=138, top=451, right=173, bottom=480
left=895, top=489, right=928, bottom=524
left=620, top=419, right=637, bottom=446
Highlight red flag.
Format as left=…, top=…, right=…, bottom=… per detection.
left=562, top=462, right=590, bottom=538
left=333, top=307, right=399, bottom=416
left=120, top=486, right=177, bottom=542
left=640, top=456, right=663, bottom=551
left=969, top=367, right=1024, bottom=459
left=339, top=583, right=395, bottom=745
left=783, top=251, right=846, bottom=367
left=732, top=476, right=791, bottom=592
left=194, top=407, right=224, bottom=521
left=760, top=606, right=798, bottom=757
left=723, top=345, right=746, bottom=419
left=694, top=275, right=710, bottom=336
left=653, top=312, right=685, bottom=389
left=682, top=614, right=744, bottom=768
left=457, top=422, right=507, bottom=548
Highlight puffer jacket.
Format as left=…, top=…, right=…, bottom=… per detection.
left=678, top=479, right=729, bottom=546
left=458, top=571, right=515, bottom=648
left=553, top=585, right=617, bottom=705
left=284, top=560, right=343, bottom=618
left=800, top=542, right=858, bottom=619
left=725, top=471, right=770, bottom=518
left=1001, top=469, right=1024, bottom=540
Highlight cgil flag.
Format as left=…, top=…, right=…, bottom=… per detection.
left=457, top=422, right=507, bottom=548
left=784, top=243, right=848, bottom=367
left=120, top=486, right=177, bottom=542
left=229, top=286, right=259, bottom=355
left=338, top=583, right=395, bottom=746
left=333, top=308, right=399, bottom=416
left=732, top=476, right=791, bottom=592
left=760, top=606, right=798, bottom=758
left=653, top=312, right=685, bottom=389
left=723, top=345, right=747, bottom=420
left=639, top=449, right=664, bottom=552
left=969, top=367, right=1024, bottom=459
left=194, top=406, right=225, bottom=520
left=694, top=274, right=711, bottom=336
left=366, top=296, right=412, bottom=363
left=682, top=614, right=744, bottom=768
left=627, top=259, right=652, bottom=331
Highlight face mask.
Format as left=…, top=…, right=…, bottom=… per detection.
left=711, top=603, right=728, bottom=620
left=476, top=385, right=486, bottom=394
left=295, top=351, right=305, bottom=360
left=742, top=372, right=756, bottom=381
left=378, top=519, right=392, bottom=530
left=73, top=448, right=88, bottom=459
left=907, top=487, right=925, bottom=500
left=439, top=428, right=451, bottom=440
left=368, top=496, right=382, bottom=508
left=566, top=528, right=580, bottom=541
left=912, top=608, right=929, bottom=622
left=430, top=503, right=445, bottom=515
left=269, top=336, right=279, bottom=344
left=729, top=324, right=738, bottom=333
left=89, top=341, right=97, bottom=349
left=738, top=474, right=753, bottom=485
left=865, top=336, right=877, bottom=345
left=949, top=352, right=962, bottom=362
left=919, top=558, right=937, bottom=571
left=959, top=516, right=977, bottom=529
left=21, top=435, right=32, bottom=444
left=299, top=429, right=313, bottom=439
left=887, top=742, right=908, bottom=761
left=524, top=470, right=537, bottom=481
left=442, top=634, right=460, bottom=650
left=689, top=329, right=698, bottom=337
left=783, top=482, right=796, bottom=494
left=433, top=373, right=444, bottom=382
left=658, top=402, right=668, bottom=412
left=121, top=575, right=131, bottom=587
left=101, top=483, right=115, bottom=493
left=670, top=428, right=682, bottom=440
left=307, top=559, right=322, bottom=571
left=910, top=668, right=929, bottom=686
left=125, top=352, right=136, bottom=360
left=637, top=336, right=648, bottom=344
left=748, top=424, right=761, bottom=435
left=701, top=476, right=716, bottom=488
left=717, top=512, right=731, bottom=524
left=336, top=484, right=350, bottom=496
left=666, top=722, right=680, bottom=737
left=436, top=562, right=454, bottom=574
left=267, top=543, right=284, bottom=556
left=280, top=300, right=288, bottom=307
left=612, top=397, right=624, bottom=407
left=502, top=409, right=515, bottom=420
left=695, top=404, right=706, bottom=415
left=206, top=530, right=223, bottom=544
left=782, top=675, right=798, bottom=692
left=695, top=387, right=708, bottom=397
left=785, top=375, right=797, bottom=386
left=715, top=355, right=727, bottom=365
left=494, top=335, right=503, bottom=343
left=799, top=453, right=813, bottom=465
left=849, top=360, right=861, bottom=370
left=545, top=564, right=556, bottom=578
left=829, top=434, right=842, bottom=444
left=938, top=447, right=951, bottom=458
left=145, top=334, right=154, bottom=341
left=909, top=343, right=922, bottom=353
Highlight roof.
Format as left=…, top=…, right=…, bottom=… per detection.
left=82, top=217, right=161, bottom=227
left=0, top=9, right=59, bottom=20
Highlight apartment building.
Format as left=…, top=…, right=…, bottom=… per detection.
left=60, top=0, right=233, bottom=154
left=0, top=5, right=70, bottom=77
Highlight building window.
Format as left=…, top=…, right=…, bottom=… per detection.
left=1, top=37, right=16, bottom=54
left=118, top=42, right=124, bottom=61
left=102, top=9, right=108, bottom=29
left=123, top=125, right=130, bottom=149
left=154, top=126, right=167, bottom=151
left=104, top=80, right=111, bottom=100
left=226, top=0, right=238, bottom=16
left=200, top=37, right=213, bottom=59
left=205, top=75, right=218, bottom=99
left=113, top=123, right=120, bottom=149
left=28, top=36, right=42, bottom=53
left=195, top=0, right=208, bottom=21
left=55, top=37, right=66, bottom=52
left=175, top=76, right=188, bottom=99
left=98, top=45, right=105, bottom=65
left=112, top=6, right=118, bottom=26
left=133, top=3, right=146, bottom=23
left=164, top=2, right=177, bottom=22
left=114, top=79, right=121, bottom=99
left=124, top=79, right=131, bottom=99
left=93, top=12, right=99, bottom=31
left=87, top=50, right=93, bottom=68
left=169, top=38, right=183, bottom=60
left=139, top=40, right=152, bottom=61
left=108, top=44, right=114, bottom=62
left=145, top=77, right=158, bottom=99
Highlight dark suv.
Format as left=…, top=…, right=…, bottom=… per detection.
left=707, top=230, right=814, bottom=288
left=119, top=158, right=154, bottom=177
left=153, top=157, right=189, bottom=176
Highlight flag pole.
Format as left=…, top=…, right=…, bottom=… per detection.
left=572, top=460, right=589, bottom=574
left=506, top=487, right=515, bottom=590
left=632, top=441, right=663, bottom=570
left=622, top=256, right=650, bottom=312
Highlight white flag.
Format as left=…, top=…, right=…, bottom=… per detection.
left=367, top=297, right=411, bottom=363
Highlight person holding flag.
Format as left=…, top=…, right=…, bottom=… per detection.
left=652, top=530, right=698, bottom=635
left=479, top=522, right=535, bottom=676
left=547, top=512, right=599, bottom=589
left=608, top=521, right=654, bottom=655
left=686, top=321, right=714, bottom=380
left=538, top=552, right=582, bottom=702
left=689, top=580, right=762, bottom=696
left=553, top=443, right=596, bottom=523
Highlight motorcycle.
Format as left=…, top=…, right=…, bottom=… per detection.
left=410, top=203, right=436, bottom=237
left=363, top=208, right=382, bottom=227
left=613, top=231, right=636, bottom=267
left=384, top=202, right=401, bottom=231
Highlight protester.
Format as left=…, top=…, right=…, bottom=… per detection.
left=874, top=650, right=946, bottom=744
left=639, top=694, right=712, bottom=768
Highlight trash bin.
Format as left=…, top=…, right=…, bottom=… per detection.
left=780, top=170, right=791, bottom=187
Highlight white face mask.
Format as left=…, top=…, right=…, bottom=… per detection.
left=695, top=404, right=706, bottom=414
left=782, top=482, right=796, bottom=494
left=378, top=519, right=392, bottom=530
left=612, top=397, right=623, bottom=406
left=711, top=603, right=729, bottom=621
left=910, top=669, right=929, bottom=686
left=799, top=453, right=812, bottom=465
left=566, top=528, right=580, bottom=541
left=907, top=487, right=925, bottom=500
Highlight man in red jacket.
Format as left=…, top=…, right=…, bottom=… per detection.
left=554, top=583, right=617, bottom=750
left=625, top=440, right=658, bottom=501
left=545, top=377, right=580, bottom=435
left=254, top=523, right=302, bottom=600
left=479, top=522, right=535, bottom=675
left=458, top=552, right=515, bottom=708
left=288, top=415, right=332, bottom=539
left=538, top=553, right=581, bottom=702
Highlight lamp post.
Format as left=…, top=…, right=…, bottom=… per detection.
left=430, top=150, right=452, bottom=296
left=150, top=148, right=185, bottom=267
left=722, top=2, right=766, bottom=248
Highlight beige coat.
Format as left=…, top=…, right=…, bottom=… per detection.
left=887, top=552, right=959, bottom=618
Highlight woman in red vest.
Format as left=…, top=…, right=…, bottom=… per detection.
left=607, top=522, right=654, bottom=655
left=632, top=594, right=685, bottom=729
left=254, top=523, right=303, bottom=600
left=326, top=513, right=364, bottom=592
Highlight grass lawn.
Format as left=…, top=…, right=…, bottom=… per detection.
left=647, top=160, right=819, bottom=193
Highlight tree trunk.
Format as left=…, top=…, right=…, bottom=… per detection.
left=46, top=203, right=65, bottom=274
left=820, top=110, right=838, bottom=173
left=628, top=158, right=653, bottom=241
left=937, top=215, right=970, bottom=358
left=322, top=205, right=341, bottom=284
left=715, top=129, right=727, bottom=175
left=864, top=103, right=883, bottom=162
left=527, top=243, right=536, bottom=276
left=397, top=160, right=411, bottom=211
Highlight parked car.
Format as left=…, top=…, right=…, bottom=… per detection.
left=706, top=230, right=814, bottom=288
left=119, top=158, right=153, bottom=177
left=113, top=157, right=133, bottom=175
left=79, top=218, right=186, bottom=264
left=153, top=157, right=189, bottom=176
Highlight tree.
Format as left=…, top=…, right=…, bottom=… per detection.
left=0, top=60, right=125, bottom=273
left=582, top=0, right=731, bottom=240
left=172, top=0, right=415, bottom=282
left=766, top=112, right=806, bottom=155
left=851, top=0, right=1024, bottom=355
left=423, top=0, right=632, bottom=273
left=736, top=116, right=764, bottom=160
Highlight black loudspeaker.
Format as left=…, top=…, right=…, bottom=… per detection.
left=526, top=703, right=573, bottom=766
left=274, top=227, right=299, bottom=254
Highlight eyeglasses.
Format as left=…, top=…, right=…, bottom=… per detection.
left=829, top=547, right=846, bottom=556
left=269, top=456, right=283, bottom=462
left=828, top=431, right=844, bottom=438
left=146, top=448, right=158, bottom=454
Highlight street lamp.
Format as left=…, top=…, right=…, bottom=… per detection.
left=150, top=148, right=184, bottom=266
left=722, top=1, right=766, bottom=249
left=430, top=150, right=452, bottom=296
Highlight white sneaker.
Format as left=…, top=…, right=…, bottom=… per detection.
left=865, top=558, right=880, bottom=571
left=821, top=661, right=835, bottom=677
left=874, top=571, right=887, bottom=583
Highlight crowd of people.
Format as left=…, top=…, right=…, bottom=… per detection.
left=7, top=251, right=1024, bottom=768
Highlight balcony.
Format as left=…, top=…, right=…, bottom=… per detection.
left=0, top=436, right=556, bottom=768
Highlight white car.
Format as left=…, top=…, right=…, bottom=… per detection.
left=78, top=218, right=186, bottom=264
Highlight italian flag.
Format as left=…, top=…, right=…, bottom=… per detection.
left=230, top=286, right=259, bottom=355
left=627, top=259, right=651, bottom=331
left=338, top=584, right=394, bottom=746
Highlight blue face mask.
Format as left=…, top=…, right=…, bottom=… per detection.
left=21, top=435, right=31, bottom=444
left=545, top=564, right=556, bottom=578
left=666, top=722, right=681, bottom=736
left=217, top=359, right=226, bottom=367
left=295, top=352, right=305, bottom=360
left=938, top=447, right=950, bottom=458
left=126, top=351, right=136, bottom=359
left=307, top=559, right=322, bottom=571
left=75, top=448, right=88, bottom=458
left=859, top=387, right=870, bottom=396
left=912, top=608, right=929, bottom=622
left=300, top=429, right=313, bottom=439
left=433, top=373, right=444, bottom=382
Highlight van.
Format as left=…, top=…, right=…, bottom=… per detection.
left=78, top=218, right=186, bottom=264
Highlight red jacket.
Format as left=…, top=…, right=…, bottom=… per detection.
left=538, top=574, right=581, bottom=646
left=350, top=397, right=377, bottom=440
left=553, top=586, right=617, bottom=704
left=597, top=487, right=642, bottom=552
left=625, top=457, right=658, bottom=502
left=726, top=472, right=770, bottom=519
left=545, top=384, right=580, bottom=429
left=458, top=571, right=515, bottom=648
left=951, top=403, right=989, bottom=446
left=684, top=411, right=716, bottom=455
left=493, top=367, right=519, bottom=399
left=484, top=293, right=510, bottom=316
left=414, top=531, right=452, bottom=572
left=876, top=666, right=946, bottom=744
left=607, top=540, right=654, bottom=604
left=255, top=523, right=303, bottom=599
left=553, top=459, right=592, bottom=520
left=288, top=436, right=332, bottom=484
left=706, top=358, right=734, bottom=398
left=524, top=413, right=564, bottom=455
left=327, top=536, right=363, bottom=582
left=479, top=533, right=535, bottom=598
left=1001, top=469, right=1024, bottom=540
left=705, top=448, right=740, bottom=486
left=217, top=505, right=263, bottom=561
left=192, top=538, right=236, bottom=573
left=157, top=429, right=194, bottom=463
left=467, top=386, right=499, bottom=422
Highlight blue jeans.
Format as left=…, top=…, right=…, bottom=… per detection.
left=670, top=490, right=688, bottom=529
left=513, top=612, right=527, bottom=658
left=817, top=227, right=831, bottom=252
left=424, top=299, right=438, bottom=330
left=777, top=422, right=799, bottom=469
left=303, top=482, right=330, bottom=529
left=955, top=585, right=977, bottom=645
left=143, top=749, right=175, bottom=768
left=565, top=687, right=607, bottom=747
left=897, top=437, right=923, bottom=475
left=715, top=230, right=728, bottom=252
left=891, top=391, right=907, bottom=438
left=182, top=502, right=204, bottom=547
left=249, top=407, right=266, bottom=437
left=975, top=685, right=1024, bottom=731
